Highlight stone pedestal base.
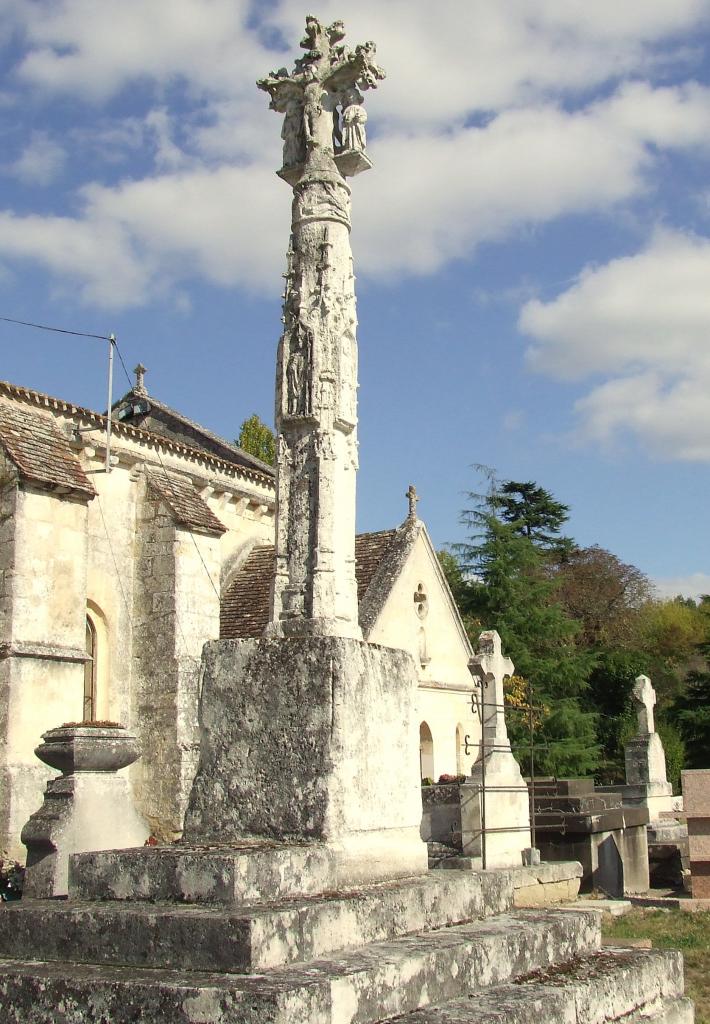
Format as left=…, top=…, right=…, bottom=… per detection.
left=183, top=636, right=427, bottom=886
left=21, top=772, right=149, bottom=898
left=460, top=750, right=531, bottom=869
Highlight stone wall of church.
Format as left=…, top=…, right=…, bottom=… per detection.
left=0, top=474, right=90, bottom=861
left=366, top=534, right=479, bottom=781
left=131, top=481, right=222, bottom=840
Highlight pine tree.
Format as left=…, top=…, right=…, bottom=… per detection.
left=455, top=478, right=599, bottom=777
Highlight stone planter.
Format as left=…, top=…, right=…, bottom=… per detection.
left=34, top=725, right=141, bottom=775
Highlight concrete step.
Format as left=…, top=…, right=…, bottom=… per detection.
left=379, top=947, right=688, bottom=1023
left=0, top=908, right=600, bottom=1024
left=0, top=870, right=513, bottom=973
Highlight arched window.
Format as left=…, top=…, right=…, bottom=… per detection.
left=84, top=615, right=97, bottom=721
left=419, top=721, right=434, bottom=781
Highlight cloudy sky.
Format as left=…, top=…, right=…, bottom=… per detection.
left=1, top=0, right=709, bottom=598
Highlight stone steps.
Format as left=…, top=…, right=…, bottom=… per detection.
left=0, top=871, right=512, bottom=973
left=379, top=948, right=688, bottom=1023
left=0, top=908, right=600, bottom=1024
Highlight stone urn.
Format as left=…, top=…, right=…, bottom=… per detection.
left=34, top=724, right=141, bottom=775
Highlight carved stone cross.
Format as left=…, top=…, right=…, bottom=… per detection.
left=470, top=630, right=514, bottom=748
left=257, top=15, right=385, bottom=184
left=632, top=674, right=656, bottom=736
left=406, top=484, right=419, bottom=521
left=133, top=363, right=148, bottom=397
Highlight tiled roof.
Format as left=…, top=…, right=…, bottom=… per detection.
left=0, top=381, right=274, bottom=489
left=146, top=470, right=226, bottom=536
left=115, top=389, right=275, bottom=478
left=0, top=400, right=95, bottom=499
left=220, top=529, right=400, bottom=639
left=220, top=544, right=274, bottom=639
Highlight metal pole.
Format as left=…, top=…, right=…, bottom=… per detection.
left=105, top=334, right=115, bottom=474
left=529, top=678, right=536, bottom=851
left=480, top=681, right=487, bottom=870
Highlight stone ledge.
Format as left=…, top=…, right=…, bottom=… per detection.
left=379, top=948, right=686, bottom=1024
left=0, top=910, right=600, bottom=1024
left=1, top=871, right=512, bottom=973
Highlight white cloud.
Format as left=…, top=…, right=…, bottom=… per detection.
left=519, top=230, right=710, bottom=459
left=7, top=132, right=66, bottom=185
left=1, top=74, right=709, bottom=310
left=0, top=163, right=290, bottom=307
left=654, top=572, right=710, bottom=601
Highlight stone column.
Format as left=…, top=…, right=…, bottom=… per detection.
left=259, top=20, right=384, bottom=641
left=183, top=19, right=427, bottom=888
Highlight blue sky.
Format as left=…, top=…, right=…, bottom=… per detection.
left=1, top=0, right=710, bottom=598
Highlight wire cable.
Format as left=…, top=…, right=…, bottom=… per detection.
left=0, top=315, right=111, bottom=342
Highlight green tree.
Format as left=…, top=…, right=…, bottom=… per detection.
left=492, top=479, right=572, bottom=553
left=552, top=546, right=652, bottom=650
left=237, top=414, right=276, bottom=466
left=670, top=668, right=710, bottom=769
left=456, top=477, right=599, bottom=777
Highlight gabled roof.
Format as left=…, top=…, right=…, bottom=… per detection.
left=145, top=469, right=226, bottom=536
left=114, top=387, right=274, bottom=478
left=0, top=380, right=274, bottom=490
left=0, top=399, right=95, bottom=500
left=219, top=521, right=472, bottom=654
left=220, top=544, right=274, bottom=639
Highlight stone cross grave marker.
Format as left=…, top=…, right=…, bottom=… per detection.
left=633, top=674, right=656, bottom=736
left=471, top=629, right=514, bottom=751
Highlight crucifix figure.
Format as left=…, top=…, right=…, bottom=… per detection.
left=632, top=675, right=656, bottom=736
left=258, top=16, right=385, bottom=184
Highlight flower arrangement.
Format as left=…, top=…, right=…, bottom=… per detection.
left=0, top=855, right=24, bottom=902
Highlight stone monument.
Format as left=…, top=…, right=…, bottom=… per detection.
left=182, top=16, right=427, bottom=885
left=0, top=22, right=695, bottom=1024
left=623, top=674, right=674, bottom=818
left=460, top=631, right=533, bottom=868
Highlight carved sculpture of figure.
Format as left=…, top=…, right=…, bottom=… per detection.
left=281, top=96, right=305, bottom=168
left=303, top=68, right=334, bottom=153
left=342, top=89, right=367, bottom=152
left=286, top=338, right=305, bottom=415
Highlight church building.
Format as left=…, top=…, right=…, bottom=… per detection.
left=0, top=371, right=478, bottom=860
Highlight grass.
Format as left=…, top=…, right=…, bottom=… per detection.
left=602, top=908, right=710, bottom=1024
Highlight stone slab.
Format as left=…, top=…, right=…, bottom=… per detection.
left=0, top=871, right=511, bottom=973
left=377, top=948, right=686, bottom=1024
left=565, top=899, right=633, bottom=917
left=438, top=860, right=583, bottom=902
left=682, top=769, right=710, bottom=816
left=182, top=637, right=427, bottom=886
left=0, top=909, right=601, bottom=1024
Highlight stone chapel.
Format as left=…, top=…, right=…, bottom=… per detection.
left=0, top=372, right=478, bottom=861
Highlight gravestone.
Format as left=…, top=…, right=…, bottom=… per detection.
left=459, top=631, right=532, bottom=868
left=623, top=675, right=674, bottom=819
left=682, top=769, right=710, bottom=899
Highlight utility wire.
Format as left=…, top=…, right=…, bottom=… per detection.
left=0, top=315, right=111, bottom=342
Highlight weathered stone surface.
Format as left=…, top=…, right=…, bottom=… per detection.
left=1, top=870, right=515, bottom=973
left=463, top=631, right=532, bottom=868
left=22, top=769, right=149, bottom=899
left=378, top=948, right=686, bottom=1023
left=182, top=636, right=427, bottom=885
left=0, top=909, right=600, bottom=1024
